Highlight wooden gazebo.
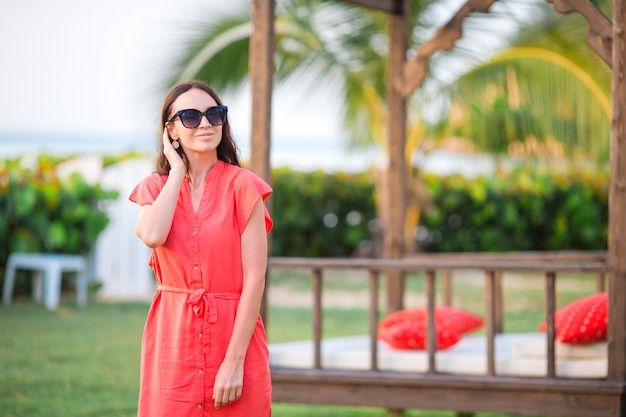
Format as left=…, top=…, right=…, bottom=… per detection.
left=246, top=1, right=626, bottom=416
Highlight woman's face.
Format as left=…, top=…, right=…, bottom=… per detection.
left=166, top=88, right=223, bottom=155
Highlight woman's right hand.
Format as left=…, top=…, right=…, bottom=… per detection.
left=162, top=127, right=185, bottom=174
left=134, top=127, right=186, bottom=247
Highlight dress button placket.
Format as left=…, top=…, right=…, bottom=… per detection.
left=190, top=218, right=201, bottom=283
left=190, top=217, right=205, bottom=409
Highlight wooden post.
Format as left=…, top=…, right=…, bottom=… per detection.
left=545, top=272, right=556, bottom=379
left=249, top=0, right=274, bottom=182
left=484, top=270, right=496, bottom=376
left=368, top=269, right=380, bottom=371
left=494, top=271, right=503, bottom=333
left=312, top=268, right=323, bottom=369
left=608, top=0, right=626, bottom=382
left=384, top=0, right=409, bottom=314
left=249, top=0, right=275, bottom=323
left=425, top=270, right=437, bottom=373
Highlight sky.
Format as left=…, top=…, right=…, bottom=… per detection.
left=0, top=0, right=363, bottom=170
left=1, top=0, right=177, bottom=137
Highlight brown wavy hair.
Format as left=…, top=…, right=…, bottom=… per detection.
left=155, top=80, right=240, bottom=174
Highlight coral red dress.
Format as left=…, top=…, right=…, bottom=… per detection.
left=129, top=160, right=273, bottom=416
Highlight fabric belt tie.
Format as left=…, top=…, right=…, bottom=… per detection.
left=157, top=285, right=240, bottom=322
left=188, top=289, right=217, bottom=322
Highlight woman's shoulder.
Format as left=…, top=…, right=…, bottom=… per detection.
left=140, top=171, right=168, bottom=186
left=219, top=161, right=272, bottom=193
left=221, top=161, right=261, bottom=182
left=129, top=172, right=168, bottom=204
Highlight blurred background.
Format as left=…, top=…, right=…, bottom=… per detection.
left=0, top=1, right=615, bottom=416
left=0, top=0, right=613, bottom=296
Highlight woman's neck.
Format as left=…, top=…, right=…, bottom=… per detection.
left=186, top=152, right=218, bottom=189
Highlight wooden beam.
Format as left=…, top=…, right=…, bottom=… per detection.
left=547, top=0, right=613, bottom=67
left=384, top=0, right=409, bottom=313
left=607, top=0, right=626, bottom=383
left=398, top=0, right=497, bottom=98
left=272, top=369, right=625, bottom=417
left=249, top=0, right=275, bottom=182
left=340, top=0, right=403, bottom=14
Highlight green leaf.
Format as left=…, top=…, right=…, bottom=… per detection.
left=46, top=222, right=68, bottom=250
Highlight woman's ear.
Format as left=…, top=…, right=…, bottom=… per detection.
left=166, top=123, right=179, bottom=140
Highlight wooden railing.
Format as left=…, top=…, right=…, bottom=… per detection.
left=267, top=251, right=608, bottom=378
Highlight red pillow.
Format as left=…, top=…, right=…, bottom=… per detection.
left=538, top=292, right=608, bottom=344
left=379, top=306, right=484, bottom=335
left=378, top=321, right=461, bottom=350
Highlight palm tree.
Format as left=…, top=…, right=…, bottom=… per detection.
left=429, top=9, right=612, bottom=166
left=163, top=0, right=612, bottom=160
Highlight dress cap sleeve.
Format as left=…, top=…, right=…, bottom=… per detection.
left=129, top=172, right=166, bottom=206
left=235, top=169, right=273, bottom=234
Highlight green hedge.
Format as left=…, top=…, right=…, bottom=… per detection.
left=417, top=167, right=609, bottom=252
left=269, top=166, right=609, bottom=256
left=0, top=156, right=610, bottom=273
left=270, top=168, right=378, bottom=257
left=0, top=157, right=118, bottom=277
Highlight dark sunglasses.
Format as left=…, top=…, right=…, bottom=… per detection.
left=167, top=105, right=228, bottom=128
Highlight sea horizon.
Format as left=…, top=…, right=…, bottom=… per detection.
left=0, top=130, right=493, bottom=177
left=0, top=130, right=384, bottom=173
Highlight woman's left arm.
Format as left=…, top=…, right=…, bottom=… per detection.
left=212, top=198, right=268, bottom=409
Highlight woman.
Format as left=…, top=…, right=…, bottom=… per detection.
left=129, top=80, right=272, bottom=416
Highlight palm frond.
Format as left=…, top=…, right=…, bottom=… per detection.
left=439, top=46, right=610, bottom=163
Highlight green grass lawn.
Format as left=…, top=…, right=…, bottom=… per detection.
left=0, top=269, right=599, bottom=417
left=0, top=301, right=145, bottom=417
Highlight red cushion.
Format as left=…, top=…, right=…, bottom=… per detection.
left=379, top=306, right=484, bottom=335
left=378, top=321, right=461, bottom=350
left=538, top=292, right=608, bottom=344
